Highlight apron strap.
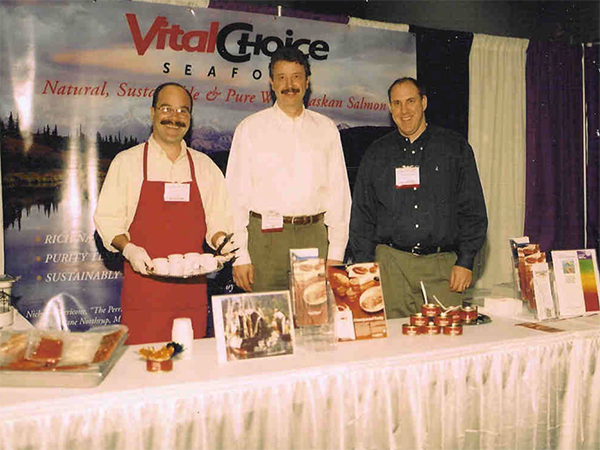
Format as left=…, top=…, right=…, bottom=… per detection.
left=186, top=149, right=198, bottom=184
left=143, top=141, right=149, bottom=181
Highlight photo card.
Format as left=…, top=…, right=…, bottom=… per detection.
left=212, top=290, right=295, bottom=364
left=327, top=262, right=388, bottom=341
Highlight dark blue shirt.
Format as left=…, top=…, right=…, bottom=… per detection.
left=349, top=125, right=488, bottom=270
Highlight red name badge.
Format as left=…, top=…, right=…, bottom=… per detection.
left=395, top=166, right=420, bottom=189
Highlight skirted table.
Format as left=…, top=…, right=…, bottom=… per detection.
left=0, top=315, right=599, bottom=450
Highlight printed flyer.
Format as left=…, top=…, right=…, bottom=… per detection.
left=327, top=262, right=387, bottom=341
left=551, top=249, right=600, bottom=317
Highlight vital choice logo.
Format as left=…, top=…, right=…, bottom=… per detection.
left=126, top=14, right=331, bottom=63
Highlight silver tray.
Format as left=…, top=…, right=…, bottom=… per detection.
left=147, top=262, right=223, bottom=279
left=0, top=326, right=128, bottom=388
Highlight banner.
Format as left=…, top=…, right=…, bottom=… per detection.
left=0, top=2, right=415, bottom=330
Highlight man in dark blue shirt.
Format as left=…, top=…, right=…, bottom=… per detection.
left=349, top=77, right=487, bottom=318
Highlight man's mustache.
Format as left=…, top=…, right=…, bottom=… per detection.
left=281, top=88, right=300, bottom=95
left=160, top=119, right=187, bottom=128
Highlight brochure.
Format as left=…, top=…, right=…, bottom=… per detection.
left=290, top=257, right=328, bottom=327
left=517, top=245, right=545, bottom=309
left=551, top=249, right=600, bottom=317
left=509, top=236, right=530, bottom=296
left=327, top=262, right=388, bottom=341
left=531, top=262, right=557, bottom=320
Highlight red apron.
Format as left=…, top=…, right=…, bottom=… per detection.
left=120, top=142, right=208, bottom=345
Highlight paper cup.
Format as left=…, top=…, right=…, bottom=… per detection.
left=153, top=258, right=170, bottom=276
left=168, top=254, right=185, bottom=276
left=0, top=307, right=14, bottom=328
left=184, top=252, right=202, bottom=276
left=172, top=317, right=193, bottom=360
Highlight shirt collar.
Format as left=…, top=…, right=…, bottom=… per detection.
left=273, top=101, right=305, bottom=126
left=148, top=135, right=187, bottom=161
left=397, top=123, right=431, bottom=147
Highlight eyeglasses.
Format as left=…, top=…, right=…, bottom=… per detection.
left=156, top=106, right=191, bottom=117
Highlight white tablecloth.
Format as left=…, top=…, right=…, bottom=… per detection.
left=1, top=316, right=599, bottom=450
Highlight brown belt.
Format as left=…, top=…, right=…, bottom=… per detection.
left=250, top=211, right=325, bottom=225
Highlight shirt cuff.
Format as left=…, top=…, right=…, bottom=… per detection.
left=231, top=229, right=251, bottom=266
left=327, top=241, right=347, bottom=263
left=455, top=250, right=476, bottom=271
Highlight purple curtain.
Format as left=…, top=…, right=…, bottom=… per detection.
left=585, top=45, right=600, bottom=256
left=208, top=1, right=277, bottom=16
left=524, top=41, right=585, bottom=251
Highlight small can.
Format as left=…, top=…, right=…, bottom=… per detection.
left=424, top=322, right=441, bottom=335
left=402, top=323, right=421, bottom=335
left=146, top=359, right=173, bottom=372
left=460, top=305, right=478, bottom=323
left=146, top=360, right=161, bottom=372
left=443, top=323, right=463, bottom=336
left=448, top=310, right=463, bottom=324
left=160, top=359, right=173, bottom=372
left=421, top=303, right=441, bottom=317
left=410, top=313, right=428, bottom=326
left=434, top=313, right=452, bottom=327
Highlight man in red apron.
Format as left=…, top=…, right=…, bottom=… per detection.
left=94, top=83, right=234, bottom=344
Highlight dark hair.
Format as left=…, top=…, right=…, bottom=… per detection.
left=269, top=47, right=311, bottom=79
left=152, top=82, right=193, bottom=113
left=387, top=77, right=427, bottom=101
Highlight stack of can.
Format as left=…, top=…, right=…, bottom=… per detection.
left=402, top=304, right=479, bottom=336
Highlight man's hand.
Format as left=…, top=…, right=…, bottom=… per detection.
left=326, top=259, right=343, bottom=267
left=122, top=243, right=153, bottom=275
left=233, top=264, right=254, bottom=292
left=450, top=265, right=473, bottom=292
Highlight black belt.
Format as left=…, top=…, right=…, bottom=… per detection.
left=386, top=243, right=457, bottom=256
left=250, top=211, right=325, bottom=225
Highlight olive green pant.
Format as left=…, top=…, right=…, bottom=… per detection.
left=248, top=215, right=328, bottom=292
left=375, top=244, right=464, bottom=319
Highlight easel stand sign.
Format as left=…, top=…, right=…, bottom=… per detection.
left=212, top=291, right=295, bottom=364
left=289, top=249, right=337, bottom=350
left=327, top=262, right=388, bottom=341
left=551, top=249, right=600, bottom=318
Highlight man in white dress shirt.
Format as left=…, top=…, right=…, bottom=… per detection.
left=226, top=47, right=351, bottom=292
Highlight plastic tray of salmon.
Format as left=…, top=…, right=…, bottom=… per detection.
left=0, top=325, right=128, bottom=388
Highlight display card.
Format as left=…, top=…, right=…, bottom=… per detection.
left=327, top=263, right=388, bottom=341
left=551, top=249, right=600, bottom=317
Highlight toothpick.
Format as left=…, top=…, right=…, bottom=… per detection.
left=420, top=281, right=428, bottom=304
left=432, top=294, right=447, bottom=310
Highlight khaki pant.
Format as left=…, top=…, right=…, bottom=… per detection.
left=375, top=244, right=464, bottom=318
left=248, top=215, right=328, bottom=292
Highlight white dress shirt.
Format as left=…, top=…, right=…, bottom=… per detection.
left=226, top=102, right=351, bottom=265
left=94, top=135, right=232, bottom=252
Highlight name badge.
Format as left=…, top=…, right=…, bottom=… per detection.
left=395, top=166, right=420, bottom=189
left=164, top=183, right=190, bottom=202
left=262, top=211, right=284, bottom=233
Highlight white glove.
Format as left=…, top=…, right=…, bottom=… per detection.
left=122, top=243, right=153, bottom=275
left=215, top=233, right=237, bottom=257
